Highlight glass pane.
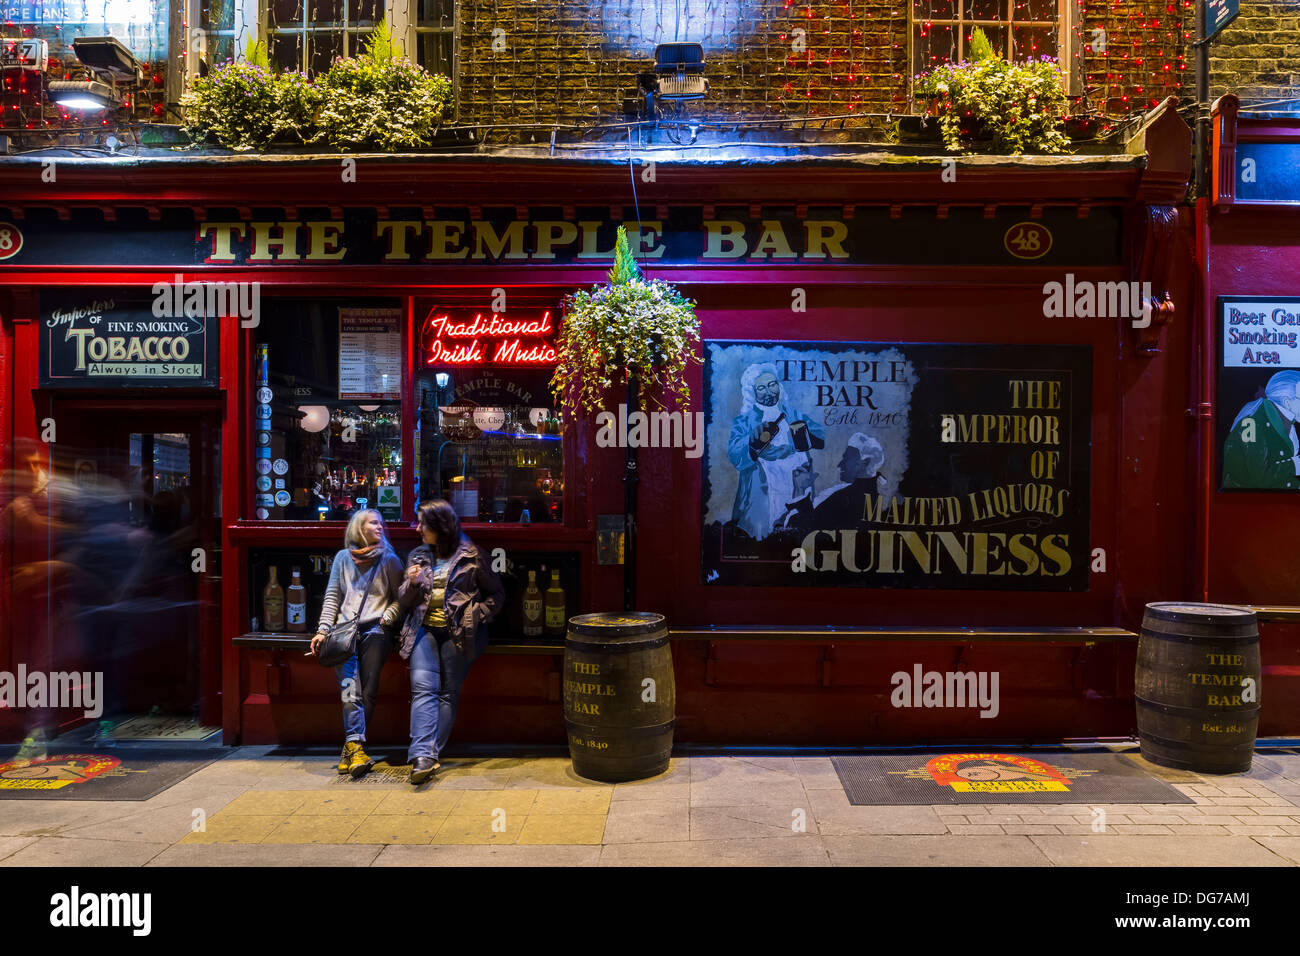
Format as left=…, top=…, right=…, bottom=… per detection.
left=349, top=0, right=383, bottom=26
left=1023, top=0, right=1058, bottom=20
left=1013, top=26, right=1058, bottom=60
left=252, top=301, right=404, bottom=521
left=963, top=0, right=1006, bottom=20
left=209, top=35, right=235, bottom=65
left=419, top=32, right=454, bottom=76
left=201, top=0, right=235, bottom=31
left=418, top=370, right=564, bottom=524
left=913, top=0, right=956, bottom=19
left=271, top=0, right=305, bottom=27
left=966, top=25, right=1008, bottom=56
left=915, top=22, right=958, bottom=71
left=308, top=31, right=345, bottom=75
left=269, top=33, right=303, bottom=72
left=420, top=0, right=455, bottom=26
left=308, top=0, right=345, bottom=24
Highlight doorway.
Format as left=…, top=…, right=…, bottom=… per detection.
left=47, top=399, right=222, bottom=731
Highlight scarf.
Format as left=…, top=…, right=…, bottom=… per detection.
left=350, top=542, right=384, bottom=569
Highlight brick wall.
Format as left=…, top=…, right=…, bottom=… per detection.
left=1209, top=0, right=1300, bottom=106
left=456, top=0, right=1194, bottom=129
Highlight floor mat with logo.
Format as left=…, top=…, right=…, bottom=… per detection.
left=0, top=748, right=220, bottom=801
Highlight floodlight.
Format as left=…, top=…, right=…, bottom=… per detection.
left=49, top=36, right=142, bottom=112
left=653, top=43, right=707, bottom=101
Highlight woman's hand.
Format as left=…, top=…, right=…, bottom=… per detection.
left=310, top=632, right=325, bottom=656
left=406, top=565, right=422, bottom=584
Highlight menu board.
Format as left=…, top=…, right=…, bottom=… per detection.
left=339, top=308, right=401, bottom=400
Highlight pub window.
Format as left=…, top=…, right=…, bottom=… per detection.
left=414, top=302, right=562, bottom=524
left=199, top=0, right=238, bottom=65
left=414, top=0, right=456, bottom=92
left=251, top=299, right=403, bottom=522
left=912, top=0, right=1081, bottom=94
left=267, top=0, right=384, bottom=75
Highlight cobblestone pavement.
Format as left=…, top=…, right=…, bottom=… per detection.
left=2, top=744, right=1299, bottom=866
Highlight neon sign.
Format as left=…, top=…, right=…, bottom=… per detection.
left=421, top=309, right=558, bottom=366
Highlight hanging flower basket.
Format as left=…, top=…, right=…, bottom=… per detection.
left=550, top=226, right=701, bottom=418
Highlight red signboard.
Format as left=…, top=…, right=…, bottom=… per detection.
left=420, top=308, right=558, bottom=366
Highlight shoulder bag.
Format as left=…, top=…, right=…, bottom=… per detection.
left=316, top=560, right=382, bottom=668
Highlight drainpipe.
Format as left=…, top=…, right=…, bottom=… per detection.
left=1196, top=193, right=1213, bottom=603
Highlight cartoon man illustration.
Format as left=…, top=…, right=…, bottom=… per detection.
left=726, top=363, right=824, bottom=540
left=1223, top=369, right=1300, bottom=490
left=769, top=453, right=819, bottom=534
left=812, top=432, right=886, bottom=527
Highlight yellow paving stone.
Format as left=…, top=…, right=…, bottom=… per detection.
left=219, top=791, right=309, bottom=816
left=263, top=815, right=363, bottom=844
left=348, top=814, right=448, bottom=845
left=373, top=790, right=462, bottom=815
left=433, top=812, right=525, bottom=844
left=517, top=813, right=608, bottom=845
left=453, top=790, right=538, bottom=815
left=179, top=815, right=284, bottom=845
left=531, top=789, right=613, bottom=815
left=292, top=791, right=389, bottom=816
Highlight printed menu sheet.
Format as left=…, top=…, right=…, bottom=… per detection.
left=339, top=308, right=401, bottom=400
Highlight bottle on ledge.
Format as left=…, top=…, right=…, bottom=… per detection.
left=544, top=569, right=567, bottom=639
left=522, top=569, right=544, bottom=638
left=262, top=566, right=285, bottom=632
left=286, top=567, right=307, bottom=633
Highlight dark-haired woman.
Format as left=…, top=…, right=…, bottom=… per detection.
left=392, top=500, right=504, bottom=784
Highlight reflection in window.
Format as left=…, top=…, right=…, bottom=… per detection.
left=912, top=0, right=1066, bottom=75
left=416, top=368, right=563, bottom=524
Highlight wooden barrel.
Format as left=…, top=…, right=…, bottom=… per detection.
left=564, top=612, right=675, bottom=783
left=1136, top=603, right=1260, bottom=774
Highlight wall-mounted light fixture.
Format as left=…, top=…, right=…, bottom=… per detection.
left=48, top=36, right=142, bottom=112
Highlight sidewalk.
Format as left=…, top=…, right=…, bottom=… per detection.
left=2, top=743, right=1299, bottom=866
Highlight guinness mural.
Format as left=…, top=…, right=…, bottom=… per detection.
left=702, top=342, right=1092, bottom=590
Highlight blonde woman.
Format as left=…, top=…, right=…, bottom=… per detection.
left=310, top=509, right=403, bottom=777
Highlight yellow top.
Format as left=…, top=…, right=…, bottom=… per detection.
left=422, top=561, right=450, bottom=629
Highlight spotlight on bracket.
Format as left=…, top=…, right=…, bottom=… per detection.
left=637, top=42, right=708, bottom=121
left=49, top=36, right=142, bottom=112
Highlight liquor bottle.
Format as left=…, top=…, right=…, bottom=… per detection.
left=544, top=569, right=567, bottom=639
left=286, top=567, right=307, bottom=632
left=262, top=567, right=285, bottom=632
left=522, top=570, right=544, bottom=637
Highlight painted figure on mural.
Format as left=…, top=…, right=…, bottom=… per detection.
left=1223, top=369, right=1300, bottom=490
left=768, top=453, right=820, bottom=534
left=726, top=363, right=825, bottom=540
left=811, top=432, right=887, bottom=527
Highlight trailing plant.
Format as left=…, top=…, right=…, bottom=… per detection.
left=315, top=18, right=452, bottom=149
left=551, top=226, right=701, bottom=417
left=180, top=58, right=318, bottom=151
left=913, top=27, right=1071, bottom=155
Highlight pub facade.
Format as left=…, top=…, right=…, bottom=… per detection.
left=20, top=98, right=1293, bottom=747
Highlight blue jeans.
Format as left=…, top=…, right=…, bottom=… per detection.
left=335, top=627, right=391, bottom=744
left=408, top=624, right=472, bottom=762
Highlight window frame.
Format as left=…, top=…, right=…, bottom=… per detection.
left=909, top=0, right=1081, bottom=99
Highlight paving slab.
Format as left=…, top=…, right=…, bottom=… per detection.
left=826, top=834, right=1053, bottom=866
left=690, top=776, right=808, bottom=808
left=1252, top=836, right=1300, bottom=865
left=1028, top=834, right=1295, bottom=866
left=806, top=789, right=948, bottom=835
left=1, top=836, right=169, bottom=867
left=602, top=800, right=691, bottom=844
left=792, top=757, right=845, bottom=790
left=373, top=844, right=602, bottom=866
left=60, top=801, right=212, bottom=844
left=691, top=805, right=818, bottom=840
left=0, top=801, right=139, bottom=837
left=598, top=836, right=830, bottom=866
left=147, top=843, right=383, bottom=866
left=0, top=836, right=38, bottom=862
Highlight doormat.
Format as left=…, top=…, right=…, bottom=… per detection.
left=0, top=749, right=220, bottom=801
left=831, top=752, right=1198, bottom=805
left=109, top=716, right=220, bottom=741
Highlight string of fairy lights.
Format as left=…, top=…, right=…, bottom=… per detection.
left=1, top=0, right=1193, bottom=137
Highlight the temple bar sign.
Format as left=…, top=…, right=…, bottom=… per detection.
left=0, top=206, right=1123, bottom=267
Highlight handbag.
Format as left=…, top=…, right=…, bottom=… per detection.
left=316, top=560, right=382, bottom=668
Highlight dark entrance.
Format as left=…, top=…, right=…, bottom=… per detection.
left=47, top=399, right=222, bottom=730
